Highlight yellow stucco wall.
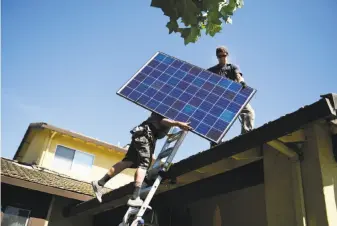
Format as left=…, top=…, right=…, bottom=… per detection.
left=19, top=128, right=134, bottom=190
left=18, top=128, right=51, bottom=164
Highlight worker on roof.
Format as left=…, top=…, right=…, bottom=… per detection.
left=91, top=112, right=191, bottom=207
left=208, top=46, right=255, bottom=147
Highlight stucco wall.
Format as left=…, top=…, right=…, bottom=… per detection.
left=39, top=131, right=134, bottom=189
left=187, top=184, right=267, bottom=226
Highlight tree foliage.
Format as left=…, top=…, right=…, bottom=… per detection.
left=151, top=0, right=244, bottom=45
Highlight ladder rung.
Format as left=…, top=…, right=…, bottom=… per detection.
left=167, top=131, right=183, bottom=143
left=157, top=147, right=173, bottom=159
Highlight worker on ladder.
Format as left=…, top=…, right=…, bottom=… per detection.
left=91, top=112, right=192, bottom=207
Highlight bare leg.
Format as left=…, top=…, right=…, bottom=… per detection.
left=134, top=167, right=147, bottom=187
left=98, top=161, right=133, bottom=186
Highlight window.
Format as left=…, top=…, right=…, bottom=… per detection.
left=52, top=145, right=94, bottom=179
left=2, top=206, right=30, bottom=226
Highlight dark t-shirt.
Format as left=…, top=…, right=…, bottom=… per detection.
left=141, top=113, right=171, bottom=139
left=207, top=63, right=242, bottom=81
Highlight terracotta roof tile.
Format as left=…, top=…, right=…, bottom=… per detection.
left=1, top=158, right=111, bottom=196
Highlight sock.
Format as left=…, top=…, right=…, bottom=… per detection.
left=132, top=185, right=141, bottom=199
left=98, top=174, right=111, bottom=186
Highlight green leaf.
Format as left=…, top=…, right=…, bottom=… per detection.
left=150, top=0, right=244, bottom=44
left=166, top=19, right=179, bottom=34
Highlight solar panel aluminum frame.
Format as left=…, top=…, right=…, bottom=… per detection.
left=117, top=51, right=257, bottom=144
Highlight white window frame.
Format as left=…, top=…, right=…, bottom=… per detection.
left=2, top=205, right=31, bottom=226
left=53, top=144, right=95, bottom=177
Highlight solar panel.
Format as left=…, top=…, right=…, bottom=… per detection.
left=117, top=52, right=256, bottom=144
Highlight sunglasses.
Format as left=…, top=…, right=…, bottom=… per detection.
left=217, top=54, right=227, bottom=58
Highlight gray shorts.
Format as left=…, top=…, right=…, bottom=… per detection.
left=122, top=129, right=155, bottom=170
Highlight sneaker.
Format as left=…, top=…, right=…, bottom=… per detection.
left=127, top=197, right=144, bottom=207
left=91, top=181, right=103, bottom=203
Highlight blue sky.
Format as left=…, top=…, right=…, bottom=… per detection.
left=2, top=0, right=337, bottom=162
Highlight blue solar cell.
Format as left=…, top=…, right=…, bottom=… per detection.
left=154, top=53, right=166, bottom=61
left=199, top=71, right=212, bottom=81
left=144, top=87, right=157, bottom=97
left=149, top=70, right=161, bottom=79
left=134, top=73, right=147, bottom=82
left=210, top=106, right=223, bottom=117
left=223, top=90, right=236, bottom=100
left=180, top=63, right=193, bottom=72
left=177, top=81, right=189, bottom=91
left=202, top=81, right=215, bottom=91
left=175, top=112, right=189, bottom=122
left=206, top=93, right=219, bottom=103
left=233, top=94, right=247, bottom=105
left=208, top=75, right=221, bottom=84
left=207, top=129, right=222, bottom=142
left=195, top=89, right=209, bottom=99
left=118, top=52, right=256, bottom=143
left=170, top=88, right=183, bottom=98
left=228, top=82, right=242, bottom=92
left=168, top=77, right=180, bottom=86
left=193, top=78, right=205, bottom=87
left=163, top=96, right=176, bottom=106
left=157, top=63, right=169, bottom=72
left=199, top=101, right=213, bottom=112
left=239, top=87, right=254, bottom=97
left=165, top=67, right=177, bottom=75
left=172, top=100, right=185, bottom=111
left=214, top=119, right=229, bottom=131
left=183, top=74, right=195, bottom=83
left=227, top=102, right=241, bottom=113
left=128, top=90, right=141, bottom=101
left=180, top=92, right=193, bottom=103
left=153, top=92, right=166, bottom=102
left=158, top=73, right=170, bottom=82
left=220, top=110, right=235, bottom=122
left=152, top=80, right=164, bottom=90
left=171, top=60, right=183, bottom=69
left=128, top=80, right=140, bottom=89
left=137, top=95, right=150, bottom=105
left=212, top=86, right=226, bottom=96
left=148, top=60, right=160, bottom=68
left=218, top=79, right=232, bottom=89
left=161, top=84, right=173, bottom=94
left=189, top=67, right=202, bottom=76
left=135, top=83, right=148, bottom=93
left=146, top=99, right=160, bottom=109
left=143, top=77, right=155, bottom=86
left=120, top=86, right=132, bottom=97
left=216, top=98, right=230, bottom=109
left=204, top=114, right=217, bottom=126
left=173, top=70, right=186, bottom=79
left=192, top=109, right=206, bottom=121
left=186, top=85, right=198, bottom=95
left=196, top=123, right=211, bottom=135
left=163, top=56, right=174, bottom=65
left=166, top=108, right=179, bottom=119
left=141, top=66, right=153, bottom=75
left=156, top=104, right=169, bottom=115
left=189, top=97, right=203, bottom=107
left=183, top=104, right=196, bottom=115
left=189, top=117, right=200, bottom=129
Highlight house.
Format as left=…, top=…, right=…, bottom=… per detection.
left=1, top=122, right=131, bottom=226
left=2, top=94, right=337, bottom=226
left=64, top=93, right=337, bottom=226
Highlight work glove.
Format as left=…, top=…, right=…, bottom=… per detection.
left=240, top=81, right=247, bottom=89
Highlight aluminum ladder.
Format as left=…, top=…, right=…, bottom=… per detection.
left=118, top=126, right=188, bottom=226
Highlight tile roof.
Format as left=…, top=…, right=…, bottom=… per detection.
left=1, top=158, right=111, bottom=196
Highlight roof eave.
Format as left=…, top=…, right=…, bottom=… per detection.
left=65, top=93, right=336, bottom=217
